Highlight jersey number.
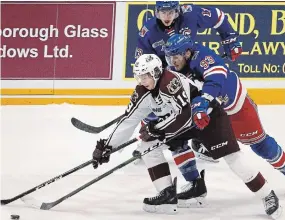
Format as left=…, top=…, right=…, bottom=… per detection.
left=126, top=102, right=134, bottom=113
left=177, top=90, right=188, bottom=107
left=200, top=56, right=215, bottom=69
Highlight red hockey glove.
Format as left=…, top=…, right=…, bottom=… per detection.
left=221, top=34, right=242, bottom=61
left=191, top=96, right=210, bottom=130
left=193, top=112, right=210, bottom=130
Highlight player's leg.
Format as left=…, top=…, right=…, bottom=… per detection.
left=200, top=106, right=282, bottom=219
left=135, top=141, right=178, bottom=214
left=142, top=113, right=207, bottom=208
left=229, top=96, right=285, bottom=175
left=191, top=138, right=218, bottom=163
left=168, top=139, right=207, bottom=208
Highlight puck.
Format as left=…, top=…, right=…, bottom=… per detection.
left=10, top=215, right=20, bottom=220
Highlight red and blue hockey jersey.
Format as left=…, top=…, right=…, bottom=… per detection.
left=186, top=44, right=247, bottom=115
left=135, top=4, right=236, bottom=67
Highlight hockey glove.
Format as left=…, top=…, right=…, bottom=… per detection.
left=221, top=33, right=242, bottom=61
left=139, top=121, right=165, bottom=142
left=191, top=96, right=210, bottom=130
left=92, top=139, right=112, bottom=169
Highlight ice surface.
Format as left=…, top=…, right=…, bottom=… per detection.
left=1, top=104, right=285, bottom=220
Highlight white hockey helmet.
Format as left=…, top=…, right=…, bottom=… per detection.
left=133, top=54, right=163, bottom=86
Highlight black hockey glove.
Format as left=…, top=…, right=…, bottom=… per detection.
left=92, top=139, right=112, bottom=169
left=139, top=121, right=165, bottom=142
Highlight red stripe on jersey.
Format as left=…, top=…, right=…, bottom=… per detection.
left=272, top=151, right=285, bottom=168
left=204, top=67, right=227, bottom=77
left=216, top=10, right=223, bottom=26
left=225, top=80, right=242, bottom=111
left=174, top=151, right=195, bottom=166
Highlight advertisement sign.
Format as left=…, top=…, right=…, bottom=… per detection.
left=1, top=3, right=115, bottom=79
left=124, top=2, right=285, bottom=79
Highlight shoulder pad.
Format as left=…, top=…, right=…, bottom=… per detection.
left=138, top=18, right=156, bottom=38
left=159, top=70, right=182, bottom=95
left=180, top=4, right=193, bottom=14
left=132, top=85, right=149, bottom=102
left=139, top=25, right=149, bottom=38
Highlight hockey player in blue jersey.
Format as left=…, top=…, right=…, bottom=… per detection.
left=135, top=1, right=243, bottom=206
left=164, top=34, right=285, bottom=178
left=135, top=1, right=242, bottom=65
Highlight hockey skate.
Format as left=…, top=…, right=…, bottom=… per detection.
left=191, top=139, right=219, bottom=163
left=177, top=170, right=207, bottom=208
left=263, top=190, right=283, bottom=219
left=143, top=177, right=178, bottom=214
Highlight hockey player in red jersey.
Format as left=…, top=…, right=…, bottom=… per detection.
left=92, top=54, right=282, bottom=218
left=164, top=34, right=285, bottom=176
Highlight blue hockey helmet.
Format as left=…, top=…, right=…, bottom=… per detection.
left=164, top=34, right=194, bottom=56
left=155, top=1, right=180, bottom=11
left=155, top=1, right=180, bottom=20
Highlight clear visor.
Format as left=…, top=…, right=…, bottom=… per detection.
left=134, top=72, right=151, bottom=84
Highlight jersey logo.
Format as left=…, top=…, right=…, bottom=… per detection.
left=152, top=107, right=162, bottom=113
left=181, top=5, right=192, bottom=13
left=192, top=51, right=200, bottom=60
left=135, top=47, right=143, bottom=59
left=152, top=39, right=165, bottom=48
left=154, top=94, right=163, bottom=105
left=167, top=78, right=182, bottom=94
left=201, top=8, right=211, bottom=17
left=139, top=26, right=149, bottom=37
left=217, top=94, right=229, bottom=105
left=131, top=91, right=139, bottom=102
left=179, top=27, right=191, bottom=36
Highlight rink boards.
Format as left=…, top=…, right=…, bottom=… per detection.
left=1, top=2, right=285, bottom=105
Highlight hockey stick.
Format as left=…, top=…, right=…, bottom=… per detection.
left=71, top=114, right=124, bottom=134
left=35, top=125, right=195, bottom=210
left=1, top=137, right=138, bottom=206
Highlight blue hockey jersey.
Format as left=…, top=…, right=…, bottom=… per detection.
left=135, top=4, right=236, bottom=67
left=186, top=44, right=247, bottom=115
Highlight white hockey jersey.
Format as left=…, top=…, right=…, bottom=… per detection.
left=105, top=70, right=194, bottom=148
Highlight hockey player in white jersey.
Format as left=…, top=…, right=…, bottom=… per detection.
left=92, top=54, right=282, bottom=218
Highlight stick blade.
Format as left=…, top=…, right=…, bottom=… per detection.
left=40, top=202, right=55, bottom=210
left=21, top=196, right=42, bottom=209
left=71, top=117, right=102, bottom=134
left=1, top=199, right=12, bottom=205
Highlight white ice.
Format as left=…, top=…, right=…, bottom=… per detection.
left=1, top=104, right=285, bottom=220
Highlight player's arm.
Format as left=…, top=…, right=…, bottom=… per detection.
left=92, top=86, right=152, bottom=169
left=192, top=4, right=242, bottom=61
left=188, top=51, right=228, bottom=130
left=106, top=85, right=152, bottom=148
left=192, top=5, right=234, bottom=35
left=135, top=25, right=156, bottom=60
left=197, top=52, right=228, bottom=101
